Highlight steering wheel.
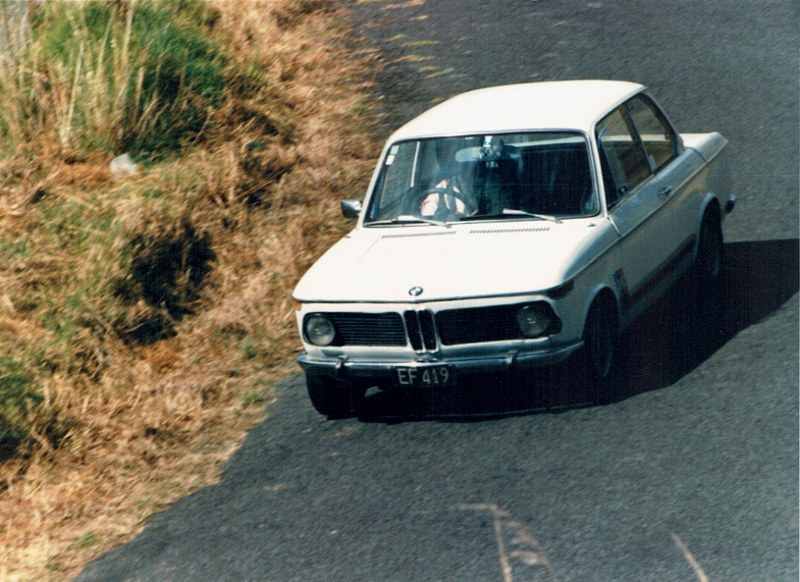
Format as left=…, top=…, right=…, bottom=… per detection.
left=418, top=187, right=469, bottom=221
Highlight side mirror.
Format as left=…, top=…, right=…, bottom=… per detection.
left=725, top=195, right=736, bottom=215
left=340, top=199, right=362, bottom=219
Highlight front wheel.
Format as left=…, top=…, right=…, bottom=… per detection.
left=306, top=374, right=363, bottom=418
left=583, top=297, right=618, bottom=405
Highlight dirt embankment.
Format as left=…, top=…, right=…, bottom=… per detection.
left=0, top=1, right=382, bottom=579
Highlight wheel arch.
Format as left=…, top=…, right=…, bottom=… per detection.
left=580, top=283, right=621, bottom=338
left=694, top=194, right=722, bottom=259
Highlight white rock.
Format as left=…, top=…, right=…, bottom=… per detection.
left=110, top=153, right=138, bottom=176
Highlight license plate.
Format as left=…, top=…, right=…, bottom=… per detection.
left=394, top=365, right=455, bottom=388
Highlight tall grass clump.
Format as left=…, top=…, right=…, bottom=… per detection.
left=0, top=0, right=225, bottom=158
left=0, top=357, right=41, bottom=457
left=0, top=0, right=381, bottom=579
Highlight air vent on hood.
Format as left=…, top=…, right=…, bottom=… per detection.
left=469, top=226, right=550, bottom=234
left=381, top=231, right=457, bottom=239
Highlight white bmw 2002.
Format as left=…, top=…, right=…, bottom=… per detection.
left=293, top=80, right=734, bottom=417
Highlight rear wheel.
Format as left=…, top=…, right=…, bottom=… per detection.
left=583, top=296, right=618, bottom=405
left=306, top=374, right=363, bottom=418
left=692, top=211, right=723, bottom=335
left=696, top=212, right=723, bottom=291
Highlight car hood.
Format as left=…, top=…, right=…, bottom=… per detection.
left=293, top=220, right=609, bottom=303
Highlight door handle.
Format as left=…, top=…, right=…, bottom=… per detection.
left=657, top=186, right=672, bottom=198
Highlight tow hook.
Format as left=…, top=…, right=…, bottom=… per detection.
left=505, top=349, right=519, bottom=385
left=335, top=355, right=348, bottom=379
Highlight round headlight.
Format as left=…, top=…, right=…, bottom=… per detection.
left=516, top=304, right=552, bottom=338
left=304, top=314, right=336, bottom=346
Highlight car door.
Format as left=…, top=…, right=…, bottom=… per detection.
left=625, top=94, right=699, bottom=275
left=595, top=98, right=684, bottom=314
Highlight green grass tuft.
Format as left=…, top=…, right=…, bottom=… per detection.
left=0, top=357, right=42, bottom=455
left=2, top=0, right=227, bottom=158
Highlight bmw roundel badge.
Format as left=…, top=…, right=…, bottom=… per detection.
left=408, top=286, right=423, bottom=297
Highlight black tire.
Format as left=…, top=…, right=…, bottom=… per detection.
left=306, top=374, right=363, bottom=418
left=696, top=212, right=723, bottom=292
left=583, top=296, right=618, bottom=405
left=691, top=211, right=723, bottom=336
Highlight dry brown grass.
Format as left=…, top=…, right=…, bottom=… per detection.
left=0, top=1, right=382, bottom=579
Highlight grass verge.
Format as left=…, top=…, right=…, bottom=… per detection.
left=0, top=1, right=381, bottom=579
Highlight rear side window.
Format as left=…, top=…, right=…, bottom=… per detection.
left=595, top=107, right=650, bottom=206
left=626, top=95, right=679, bottom=172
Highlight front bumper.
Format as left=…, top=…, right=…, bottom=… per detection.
left=297, top=339, right=584, bottom=385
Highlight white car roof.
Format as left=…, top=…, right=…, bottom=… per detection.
left=389, top=80, right=644, bottom=141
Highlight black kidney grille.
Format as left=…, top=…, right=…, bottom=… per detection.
left=324, top=312, right=406, bottom=346
left=436, top=305, right=523, bottom=345
left=403, top=310, right=423, bottom=350
left=404, top=309, right=438, bottom=351
left=418, top=310, right=437, bottom=350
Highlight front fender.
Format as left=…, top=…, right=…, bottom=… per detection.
left=580, top=284, right=622, bottom=338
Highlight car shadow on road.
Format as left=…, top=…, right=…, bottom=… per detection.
left=357, top=239, right=799, bottom=422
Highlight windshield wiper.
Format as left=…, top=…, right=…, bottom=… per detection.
left=365, top=215, right=451, bottom=228
left=461, top=209, right=562, bottom=224
left=499, top=208, right=562, bottom=223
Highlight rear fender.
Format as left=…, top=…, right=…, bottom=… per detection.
left=694, top=195, right=722, bottom=261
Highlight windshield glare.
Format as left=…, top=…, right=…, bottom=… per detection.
left=364, top=132, right=597, bottom=225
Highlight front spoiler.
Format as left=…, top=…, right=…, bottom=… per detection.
left=297, top=340, right=584, bottom=384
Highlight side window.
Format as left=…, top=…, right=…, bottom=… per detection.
left=595, top=107, right=650, bottom=207
left=626, top=95, right=679, bottom=173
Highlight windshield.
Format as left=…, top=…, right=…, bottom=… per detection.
left=364, top=132, right=597, bottom=225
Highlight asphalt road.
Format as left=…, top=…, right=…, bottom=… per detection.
left=76, top=1, right=798, bottom=581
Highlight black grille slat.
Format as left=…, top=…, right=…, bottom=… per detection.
left=323, top=313, right=406, bottom=346
left=404, top=311, right=423, bottom=351
left=436, top=305, right=522, bottom=345
left=419, top=310, right=437, bottom=350
left=404, top=309, right=438, bottom=352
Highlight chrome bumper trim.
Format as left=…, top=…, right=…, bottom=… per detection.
left=297, top=340, right=583, bottom=382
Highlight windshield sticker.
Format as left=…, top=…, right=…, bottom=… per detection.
left=385, top=145, right=400, bottom=166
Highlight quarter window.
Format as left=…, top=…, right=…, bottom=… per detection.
left=626, top=95, right=679, bottom=172
left=595, top=107, right=650, bottom=206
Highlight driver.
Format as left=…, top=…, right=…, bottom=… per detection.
left=419, top=138, right=478, bottom=219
